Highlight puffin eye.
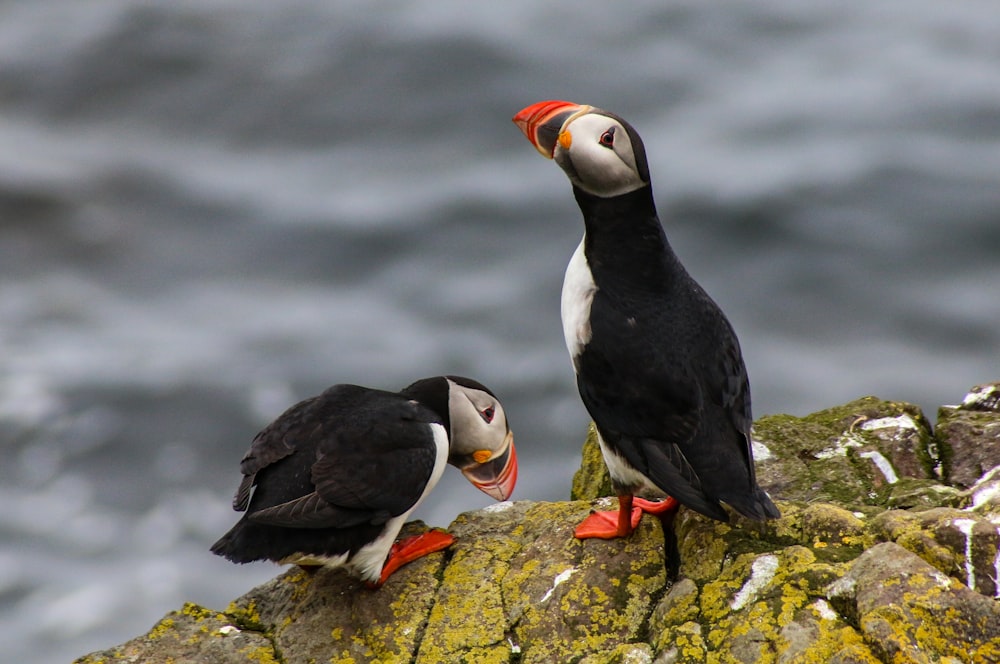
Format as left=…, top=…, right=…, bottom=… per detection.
left=598, top=127, right=616, bottom=148
left=481, top=407, right=495, bottom=423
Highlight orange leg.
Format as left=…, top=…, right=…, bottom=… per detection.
left=632, top=496, right=679, bottom=516
left=574, top=494, right=679, bottom=540
left=369, top=530, right=456, bottom=588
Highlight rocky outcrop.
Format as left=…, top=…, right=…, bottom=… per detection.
left=76, top=503, right=669, bottom=664
left=936, top=383, right=1000, bottom=487
left=77, top=384, right=1000, bottom=664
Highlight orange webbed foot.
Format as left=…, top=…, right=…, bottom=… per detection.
left=368, top=529, right=456, bottom=588
left=573, top=495, right=679, bottom=540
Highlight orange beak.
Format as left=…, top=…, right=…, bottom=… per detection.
left=461, top=432, right=517, bottom=501
left=513, top=100, right=589, bottom=158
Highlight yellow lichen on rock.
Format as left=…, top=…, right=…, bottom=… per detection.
left=656, top=621, right=708, bottom=663
left=415, top=546, right=511, bottom=662
left=147, top=617, right=176, bottom=641
left=571, top=422, right=615, bottom=501
left=74, top=602, right=279, bottom=664
left=74, top=391, right=1000, bottom=664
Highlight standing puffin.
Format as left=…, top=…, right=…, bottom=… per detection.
left=513, top=101, right=778, bottom=539
left=211, top=375, right=517, bottom=586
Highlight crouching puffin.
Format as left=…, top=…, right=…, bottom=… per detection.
left=513, top=101, right=779, bottom=540
left=211, top=375, right=517, bottom=586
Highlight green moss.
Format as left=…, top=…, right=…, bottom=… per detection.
left=793, top=503, right=872, bottom=564
left=789, top=564, right=843, bottom=594
left=755, top=397, right=935, bottom=509
left=933, top=406, right=958, bottom=483
left=571, top=423, right=614, bottom=501
left=879, top=478, right=964, bottom=510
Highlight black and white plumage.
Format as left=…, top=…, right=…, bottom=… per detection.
left=514, top=101, right=778, bottom=538
left=211, top=375, right=516, bottom=585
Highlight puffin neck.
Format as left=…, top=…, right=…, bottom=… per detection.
left=400, top=377, right=450, bottom=436
left=573, top=185, right=682, bottom=288
left=573, top=185, right=658, bottom=231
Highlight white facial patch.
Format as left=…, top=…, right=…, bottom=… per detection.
left=447, top=380, right=507, bottom=458
left=555, top=114, right=645, bottom=198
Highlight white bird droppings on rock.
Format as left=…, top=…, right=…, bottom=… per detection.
left=859, top=450, right=899, bottom=484
left=750, top=438, right=773, bottom=461
left=952, top=518, right=978, bottom=592
left=962, top=384, right=1000, bottom=410
left=480, top=501, right=515, bottom=514
left=859, top=414, right=918, bottom=432
left=970, top=481, right=1000, bottom=511
left=620, top=646, right=653, bottom=664
left=811, top=599, right=838, bottom=621
left=540, top=567, right=577, bottom=603
left=730, top=554, right=779, bottom=611
left=826, top=575, right=856, bottom=599
left=967, top=466, right=1000, bottom=511
left=815, top=432, right=864, bottom=459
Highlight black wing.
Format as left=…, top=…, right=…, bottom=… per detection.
left=576, top=286, right=706, bottom=444
left=232, top=396, right=318, bottom=511
left=233, top=385, right=442, bottom=529
left=577, top=281, right=752, bottom=520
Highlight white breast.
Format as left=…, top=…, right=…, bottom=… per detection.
left=561, top=237, right=597, bottom=362
left=346, top=422, right=450, bottom=582
left=596, top=429, right=660, bottom=494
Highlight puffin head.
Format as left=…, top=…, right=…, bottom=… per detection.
left=441, top=376, right=517, bottom=501
left=514, top=100, right=650, bottom=198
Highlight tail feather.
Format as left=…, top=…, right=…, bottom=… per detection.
left=724, top=486, right=780, bottom=521
left=210, top=520, right=266, bottom=564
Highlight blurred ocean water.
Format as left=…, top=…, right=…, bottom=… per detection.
left=1, top=2, right=998, bottom=661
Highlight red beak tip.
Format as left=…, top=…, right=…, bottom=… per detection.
left=513, top=100, right=582, bottom=158
left=514, top=99, right=577, bottom=120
